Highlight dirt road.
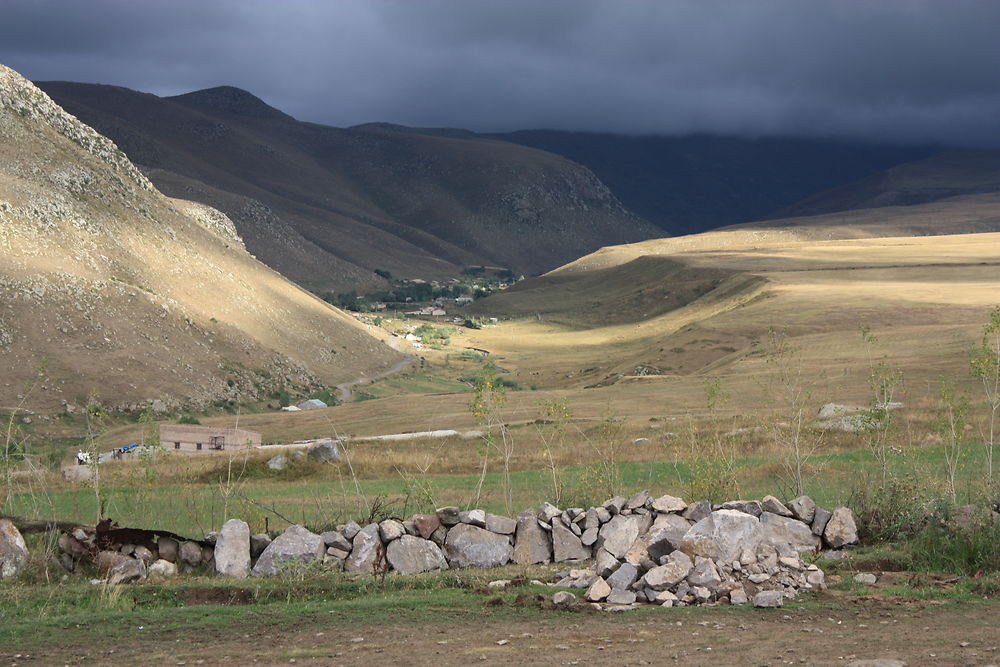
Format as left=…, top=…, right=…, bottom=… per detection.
left=336, top=338, right=415, bottom=403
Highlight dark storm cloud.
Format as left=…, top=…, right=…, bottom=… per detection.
left=2, top=0, right=999, bottom=145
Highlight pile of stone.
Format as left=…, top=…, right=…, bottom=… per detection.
left=42, top=490, right=857, bottom=608
left=551, top=491, right=855, bottom=608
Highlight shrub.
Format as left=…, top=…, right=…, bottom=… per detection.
left=178, top=415, right=201, bottom=425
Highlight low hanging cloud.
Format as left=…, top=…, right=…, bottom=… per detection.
left=2, top=0, right=999, bottom=146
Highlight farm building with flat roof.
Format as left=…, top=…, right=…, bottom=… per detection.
left=159, top=424, right=262, bottom=453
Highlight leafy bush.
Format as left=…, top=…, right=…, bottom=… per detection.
left=178, top=415, right=201, bottom=425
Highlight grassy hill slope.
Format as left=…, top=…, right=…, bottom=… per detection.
left=36, top=82, right=657, bottom=292
left=0, top=65, right=403, bottom=413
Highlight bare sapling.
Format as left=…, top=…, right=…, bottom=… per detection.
left=534, top=399, right=572, bottom=506
left=760, top=326, right=823, bottom=497
left=684, top=377, right=739, bottom=503
left=970, top=305, right=1000, bottom=485
left=934, top=381, right=969, bottom=501
left=469, top=361, right=513, bottom=512
left=858, top=324, right=904, bottom=481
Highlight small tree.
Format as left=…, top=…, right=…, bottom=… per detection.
left=858, top=324, right=904, bottom=481
left=934, top=381, right=969, bottom=501
left=970, top=305, right=1000, bottom=485
left=469, top=362, right=513, bottom=512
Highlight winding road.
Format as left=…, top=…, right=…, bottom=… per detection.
left=335, top=338, right=416, bottom=403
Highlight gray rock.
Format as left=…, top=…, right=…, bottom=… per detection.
left=344, top=524, right=383, bottom=573
left=606, top=562, right=640, bottom=590
left=593, top=548, right=619, bottom=578
left=643, top=550, right=693, bottom=590
left=759, top=511, right=822, bottom=554
left=436, top=506, right=461, bottom=526
left=429, top=526, right=448, bottom=547
left=824, top=507, right=859, bottom=548
left=266, top=455, right=287, bottom=471
left=538, top=502, right=562, bottom=522
left=342, top=520, right=362, bottom=540
left=729, top=586, right=749, bottom=605
left=412, top=514, right=442, bottom=539
left=215, top=519, right=251, bottom=578
left=321, top=531, right=352, bottom=552
left=645, top=514, right=692, bottom=562
left=585, top=576, right=611, bottom=602
left=596, top=507, right=612, bottom=523
left=444, top=523, right=512, bottom=568
left=607, top=588, right=637, bottom=605
left=250, top=533, right=271, bottom=560
left=378, top=519, right=406, bottom=542
left=788, top=495, right=817, bottom=524
left=62, top=465, right=92, bottom=483
left=179, top=541, right=203, bottom=566
left=584, top=508, right=601, bottom=531
left=552, top=518, right=591, bottom=562
left=720, top=500, right=763, bottom=517
left=0, top=520, right=28, bottom=579
left=251, top=525, right=325, bottom=576
left=580, top=525, right=599, bottom=546
left=157, top=537, right=179, bottom=563
left=459, top=509, right=487, bottom=527
left=485, top=513, right=516, bottom=535
left=752, top=590, right=784, bottom=608
left=96, top=550, right=129, bottom=574
left=811, top=506, right=833, bottom=536
left=625, top=489, right=651, bottom=510
left=597, top=513, right=652, bottom=559
left=513, top=510, right=551, bottom=565
left=680, top=510, right=762, bottom=563
left=307, top=438, right=340, bottom=462
left=326, top=546, right=350, bottom=560
left=651, top=494, right=687, bottom=513
left=761, top=495, right=793, bottom=517
left=109, top=558, right=146, bottom=585
left=386, top=535, right=448, bottom=575
left=687, top=558, right=723, bottom=591
left=682, top=499, right=712, bottom=522
left=854, top=572, right=877, bottom=585
left=602, top=496, right=626, bottom=514
left=552, top=591, right=577, bottom=606
left=133, top=545, right=155, bottom=564
left=147, top=559, right=177, bottom=578
left=403, top=520, right=418, bottom=536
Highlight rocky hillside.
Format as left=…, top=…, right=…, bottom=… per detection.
left=0, top=65, right=404, bottom=414
left=37, top=82, right=657, bottom=292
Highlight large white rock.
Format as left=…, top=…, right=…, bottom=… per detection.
left=345, top=523, right=383, bottom=573
left=445, top=523, right=512, bottom=568
left=215, top=519, right=251, bottom=578
left=251, top=524, right=325, bottom=576
left=824, top=507, right=859, bottom=548
left=0, top=519, right=28, bottom=579
left=552, top=518, right=590, bottom=562
left=597, top=513, right=652, bottom=560
left=386, top=535, right=448, bottom=575
left=642, top=550, right=693, bottom=591
left=513, top=509, right=551, bottom=565
left=759, top=511, right=821, bottom=554
left=680, top=510, right=762, bottom=563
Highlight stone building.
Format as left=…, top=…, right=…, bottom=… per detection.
left=159, top=424, right=262, bottom=453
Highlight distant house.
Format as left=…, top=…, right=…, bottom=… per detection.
left=430, top=308, right=446, bottom=317
left=297, top=399, right=328, bottom=410
left=160, top=424, right=262, bottom=454
left=455, top=296, right=474, bottom=306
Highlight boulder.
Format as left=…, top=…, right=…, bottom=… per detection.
left=788, top=495, right=817, bottom=524
left=606, top=562, right=640, bottom=590
left=157, top=537, right=179, bottom=563
left=412, top=514, right=441, bottom=540
left=593, top=548, right=619, bottom=578
left=62, top=465, right=92, bottom=483
left=215, top=519, right=251, bottom=578
left=0, top=520, right=28, bottom=579
left=680, top=510, right=762, bottom=563
left=686, top=558, right=723, bottom=592
left=147, top=559, right=177, bottom=579
left=378, top=519, right=406, bottom=542
left=459, top=509, right=487, bottom=528
left=179, top=541, right=203, bottom=566
left=720, top=500, right=763, bottom=517
left=642, top=550, right=693, bottom=590
left=607, top=589, right=637, bottom=605
left=251, top=524, right=325, bottom=576
left=538, top=502, right=562, bottom=522
left=435, top=506, right=461, bottom=526
left=266, top=455, right=287, bottom=471
left=761, top=495, right=793, bottom=517
left=96, top=550, right=129, bottom=573
left=824, top=507, right=859, bottom=548
left=552, top=519, right=590, bottom=562
left=342, top=520, right=362, bottom=540
left=759, top=511, right=821, bottom=554
left=597, top=514, right=652, bottom=560
left=250, top=533, right=272, bottom=560
left=385, top=535, right=448, bottom=575
left=133, top=545, right=155, bottom=564
left=307, top=438, right=340, bottom=462
left=603, top=496, right=626, bottom=514
left=811, top=506, right=833, bottom=536
left=552, top=591, right=577, bottom=606
left=580, top=525, right=599, bottom=546
left=344, top=523, right=383, bottom=573
left=513, top=510, right=551, bottom=565
left=651, top=494, right=687, bottom=513
left=752, top=590, right=784, bottom=608
left=320, top=531, right=352, bottom=552
left=109, top=557, right=146, bottom=585
left=625, top=490, right=651, bottom=510
left=645, top=514, right=692, bottom=562
left=485, top=513, right=516, bottom=535
left=445, top=524, right=512, bottom=568
left=682, top=499, right=712, bottom=522
left=585, top=576, right=611, bottom=602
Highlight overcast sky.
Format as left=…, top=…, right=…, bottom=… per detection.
left=2, top=0, right=999, bottom=146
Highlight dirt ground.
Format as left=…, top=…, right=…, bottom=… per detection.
left=5, top=595, right=998, bottom=667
